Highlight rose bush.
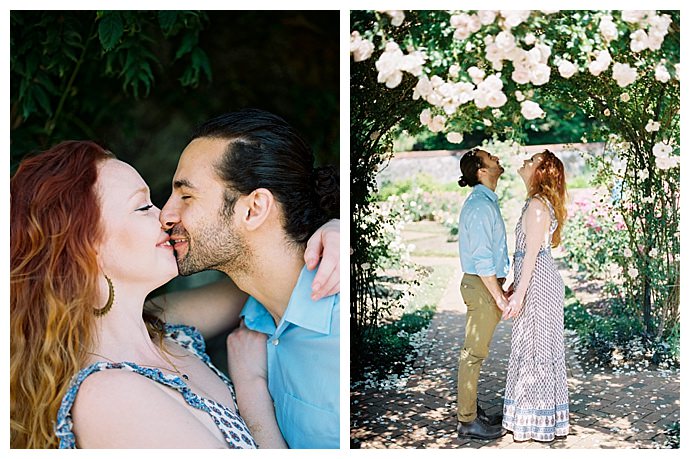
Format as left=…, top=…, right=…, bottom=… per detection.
left=351, top=10, right=679, bottom=353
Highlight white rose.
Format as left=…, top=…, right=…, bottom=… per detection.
left=501, top=10, right=530, bottom=29
left=467, top=66, right=486, bottom=84
left=400, top=51, right=426, bottom=77
left=621, top=10, right=647, bottom=23
left=350, top=31, right=374, bottom=62
left=604, top=108, right=611, bottom=116
left=533, top=43, right=552, bottom=63
left=649, top=14, right=672, bottom=36
left=649, top=248, right=658, bottom=258
left=413, top=76, right=433, bottom=100
left=588, top=50, right=612, bottom=76
left=361, top=262, right=371, bottom=270
left=612, top=62, right=637, bottom=87
left=515, top=90, right=525, bottom=102
left=530, top=63, right=551, bottom=86
left=629, top=267, right=639, bottom=277
left=385, top=10, right=405, bottom=27
left=483, top=118, right=493, bottom=127
left=520, top=100, right=544, bottom=120
left=449, top=64, right=461, bottom=78
left=645, top=120, right=660, bottom=132
left=447, top=132, right=464, bottom=144
left=456, top=82, right=475, bottom=104
left=523, top=33, right=536, bottom=45
left=599, top=15, right=618, bottom=41
left=511, top=67, right=531, bottom=84
left=655, top=63, right=671, bottom=83
left=481, top=74, right=504, bottom=92
left=558, top=60, right=577, bottom=78
left=620, top=92, right=630, bottom=102
left=478, top=10, right=497, bottom=25
left=674, top=63, right=680, bottom=80
left=443, top=101, right=459, bottom=115
left=486, top=91, right=507, bottom=108
left=623, top=247, right=633, bottom=258
left=646, top=33, right=664, bottom=51
left=656, top=156, right=679, bottom=170
left=652, top=142, right=672, bottom=158
left=375, top=42, right=404, bottom=88
left=638, top=168, right=649, bottom=181
left=438, top=82, right=455, bottom=99
left=428, top=114, right=447, bottom=133
left=495, top=31, right=517, bottom=54
left=630, top=29, right=649, bottom=53
left=430, top=75, right=445, bottom=88
left=426, top=91, right=444, bottom=107
left=419, top=108, right=431, bottom=126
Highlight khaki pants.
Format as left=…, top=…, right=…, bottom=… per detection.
left=456, top=273, right=502, bottom=423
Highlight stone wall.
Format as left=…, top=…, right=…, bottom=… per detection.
left=376, top=142, right=604, bottom=186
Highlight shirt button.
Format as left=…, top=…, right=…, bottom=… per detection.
left=272, top=338, right=280, bottom=346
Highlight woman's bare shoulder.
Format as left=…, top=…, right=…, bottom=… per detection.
left=71, top=368, right=225, bottom=448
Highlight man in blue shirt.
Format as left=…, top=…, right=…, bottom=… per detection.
left=158, top=109, right=340, bottom=448
left=455, top=148, right=510, bottom=440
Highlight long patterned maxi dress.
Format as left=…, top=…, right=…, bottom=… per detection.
left=502, top=196, right=569, bottom=442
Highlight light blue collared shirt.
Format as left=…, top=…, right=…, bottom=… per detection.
left=458, top=184, right=510, bottom=278
left=241, top=265, right=339, bottom=449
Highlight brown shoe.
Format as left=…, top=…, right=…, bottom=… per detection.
left=457, top=417, right=507, bottom=440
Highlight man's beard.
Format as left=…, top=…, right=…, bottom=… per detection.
left=174, top=216, right=250, bottom=276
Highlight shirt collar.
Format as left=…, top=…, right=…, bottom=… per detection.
left=473, top=183, right=498, bottom=203
left=281, top=265, right=337, bottom=335
left=241, top=265, right=337, bottom=336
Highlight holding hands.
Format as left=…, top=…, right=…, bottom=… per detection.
left=502, top=283, right=525, bottom=320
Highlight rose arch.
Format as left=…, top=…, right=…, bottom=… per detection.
left=350, top=10, right=679, bottom=363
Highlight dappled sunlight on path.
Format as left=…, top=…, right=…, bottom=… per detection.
left=351, top=222, right=679, bottom=449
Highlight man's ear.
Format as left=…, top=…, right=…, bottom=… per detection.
left=239, top=188, right=275, bottom=231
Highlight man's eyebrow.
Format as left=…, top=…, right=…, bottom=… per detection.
left=173, top=179, right=196, bottom=190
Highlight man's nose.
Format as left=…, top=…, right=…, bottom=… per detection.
left=160, top=199, right=180, bottom=231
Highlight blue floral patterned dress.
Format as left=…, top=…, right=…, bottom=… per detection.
left=55, top=324, right=258, bottom=449
left=502, top=196, right=569, bottom=441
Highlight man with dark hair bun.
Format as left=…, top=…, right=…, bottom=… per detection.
left=455, top=148, right=509, bottom=440
left=156, top=109, right=340, bottom=448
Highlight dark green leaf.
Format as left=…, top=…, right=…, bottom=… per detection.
left=191, top=47, right=212, bottom=82
left=21, top=88, right=37, bottom=120
left=98, top=12, right=124, bottom=51
left=174, top=32, right=198, bottom=60
left=158, top=11, right=178, bottom=35
left=33, top=84, right=53, bottom=116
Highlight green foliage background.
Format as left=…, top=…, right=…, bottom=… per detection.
left=11, top=11, right=340, bottom=373
left=11, top=10, right=339, bottom=210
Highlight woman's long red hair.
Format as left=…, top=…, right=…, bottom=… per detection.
left=10, top=141, right=111, bottom=448
left=528, top=150, right=568, bottom=247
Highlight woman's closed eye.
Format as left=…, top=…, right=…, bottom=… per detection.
left=136, top=204, right=154, bottom=212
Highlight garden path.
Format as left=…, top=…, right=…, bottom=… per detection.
left=351, top=221, right=680, bottom=449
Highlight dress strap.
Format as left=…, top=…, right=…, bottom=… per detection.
left=165, top=324, right=236, bottom=399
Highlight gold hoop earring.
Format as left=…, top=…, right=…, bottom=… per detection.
left=93, top=275, right=114, bottom=317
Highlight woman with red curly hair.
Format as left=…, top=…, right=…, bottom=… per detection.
left=501, top=150, right=570, bottom=442
left=10, top=141, right=287, bottom=449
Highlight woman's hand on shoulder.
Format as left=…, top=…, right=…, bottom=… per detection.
left=304, top=218, right=340, bottom=300
left=71, top=369, right=227, bottom=448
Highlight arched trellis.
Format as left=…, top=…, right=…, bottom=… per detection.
left=350, top=10, right=679, bottom=361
